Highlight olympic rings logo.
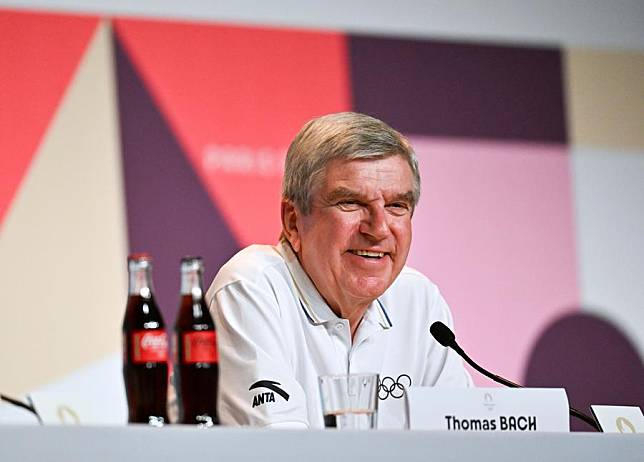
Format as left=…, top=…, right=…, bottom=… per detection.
left=378, top=374, right=412, bottom=400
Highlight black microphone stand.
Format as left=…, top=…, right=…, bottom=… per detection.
left=430, top=321, right=601, bottom=431
left=451, top=342, right=601, bottom=431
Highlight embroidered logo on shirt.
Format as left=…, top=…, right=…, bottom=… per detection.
left=378, top=374, right=412, bottom=400
left=249, top=380, right=290, bottom=408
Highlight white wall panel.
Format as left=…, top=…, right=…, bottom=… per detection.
left=572, top=147, right=644, bottom=356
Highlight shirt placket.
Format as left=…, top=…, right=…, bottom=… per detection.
left=326, top=318, right=352, bottom=374
left=348, top=310, right=389, bottom=376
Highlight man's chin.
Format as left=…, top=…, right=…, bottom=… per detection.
left=347, top=278, right=389, bottom=302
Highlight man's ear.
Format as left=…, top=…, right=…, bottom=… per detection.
left=281, top=199, right=301, bottom=252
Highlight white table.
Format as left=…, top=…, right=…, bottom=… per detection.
left=1, top=425, right=642, bottom=461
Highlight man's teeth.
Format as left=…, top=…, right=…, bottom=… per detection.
left=352, top=250, right=385, bottom=258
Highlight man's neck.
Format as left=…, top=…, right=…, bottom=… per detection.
left=288, top=241, right=372, bottom=341
left=346, top=306, right=369, bottom=341
left=328, top=300, right=370, bottom=341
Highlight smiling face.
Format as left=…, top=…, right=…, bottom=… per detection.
left=282, top=155, right=414, bottom=318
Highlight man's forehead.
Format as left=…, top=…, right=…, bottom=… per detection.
left=317, top=157, right=414, bottom=199
left=325, top=155, right=411, bottom=180
left=327, top=154, right=405, bottom=174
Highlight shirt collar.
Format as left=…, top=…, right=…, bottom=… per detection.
left=276, top=241, right=393, bottom=330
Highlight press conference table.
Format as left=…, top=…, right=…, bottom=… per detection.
left=1, top=425, right=642, bottom=461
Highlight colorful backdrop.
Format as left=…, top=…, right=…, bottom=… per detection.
left=1, top=7, right=642, bottom=428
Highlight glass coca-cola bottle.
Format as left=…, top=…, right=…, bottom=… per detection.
left=174, top=256, right=219, bottom=426
left=122, top=253, right=169, bottom=426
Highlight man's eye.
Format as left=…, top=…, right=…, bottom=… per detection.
left=387, top=203, right=410, bottom=215
left=336, top=201, right=360, bottom=210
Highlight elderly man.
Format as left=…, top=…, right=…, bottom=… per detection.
left=206, top=112, right=471, bottom=429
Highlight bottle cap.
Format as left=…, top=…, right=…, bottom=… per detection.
left=128, top=252, right=153, bottom=263
left=180, top=256, right=202, bottom=264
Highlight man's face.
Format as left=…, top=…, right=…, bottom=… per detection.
left=289, top=155, right=414, bottom=315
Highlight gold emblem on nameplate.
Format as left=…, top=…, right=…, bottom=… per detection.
left=616, top=416, right=636, bottom=433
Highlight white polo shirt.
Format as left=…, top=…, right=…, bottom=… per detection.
left=206, top=242, right=472, bottom=429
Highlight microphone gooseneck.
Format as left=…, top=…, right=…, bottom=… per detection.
left=0, top=393, right=43, bottom=425
left=429, top=321, right=600, bottom=431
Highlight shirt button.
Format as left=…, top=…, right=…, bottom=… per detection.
left=335, top=323, right=343, bottom=331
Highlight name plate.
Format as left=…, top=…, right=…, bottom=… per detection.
left=591, top=405, right=643, bottom=433
left=406, top=387, right=570, bottom=432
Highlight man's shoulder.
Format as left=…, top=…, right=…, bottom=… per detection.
left=210, top=244, right=287, bottom=292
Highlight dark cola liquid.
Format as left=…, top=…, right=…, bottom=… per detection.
left=123, top=361, right=168, bottom=425
left=122, top=294, right=168, bottom=425
left=175, top=294, right=219, bottom=426
left=324, top=415, right=337, bottom=428
left=323, top=410, right=376, bottom=429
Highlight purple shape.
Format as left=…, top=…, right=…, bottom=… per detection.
left=349, top=35, right=567, bottom=142
left=114, top=32, right=240, bottom=325
left=524, top=312, right=644, bottom=431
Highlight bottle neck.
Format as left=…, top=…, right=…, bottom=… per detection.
left=178, top=259, right=212, bottom=323
left=128, top=260, right=154, bottom=298
left=180, top=265, right=204, bottom=300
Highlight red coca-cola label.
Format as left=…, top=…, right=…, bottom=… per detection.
left=182, top=331, right=217, bottom=364
left=131, top=330, right=168, bottom=363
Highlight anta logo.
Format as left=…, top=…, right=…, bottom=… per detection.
left=252, top=392, right=276, bottom=407
left=249, top=380, right=290, bottom=408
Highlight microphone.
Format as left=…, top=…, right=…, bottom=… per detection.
left=430, top=321, right=600, bottom=431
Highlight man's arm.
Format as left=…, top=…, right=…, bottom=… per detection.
left=209, top=278, right=309, bottom=427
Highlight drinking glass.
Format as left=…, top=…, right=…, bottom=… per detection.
left=318, top=373, right=379, bottom=430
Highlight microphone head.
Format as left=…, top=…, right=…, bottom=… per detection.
left=430, top=321, right=456, bottom=348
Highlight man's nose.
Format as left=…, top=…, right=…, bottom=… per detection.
left=360, top=206, right=390, bottom=241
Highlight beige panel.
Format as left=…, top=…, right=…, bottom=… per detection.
left=0, top=21, right=127, bottom=395
left=566, top=49, right=644, bottom=150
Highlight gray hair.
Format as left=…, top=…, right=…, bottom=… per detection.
left=282, top=112, right=420, bottom=215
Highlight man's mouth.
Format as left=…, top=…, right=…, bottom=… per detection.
left=349, top=249, right=386, bottom=259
